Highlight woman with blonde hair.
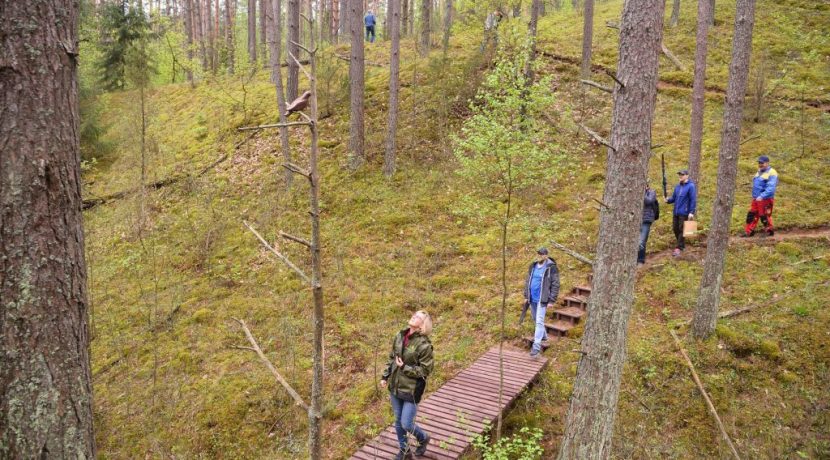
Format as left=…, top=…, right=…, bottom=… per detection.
left=380, top=310, right=434, bottom=459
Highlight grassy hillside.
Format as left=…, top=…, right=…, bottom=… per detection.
left=82, top=1, right=830, bottom=458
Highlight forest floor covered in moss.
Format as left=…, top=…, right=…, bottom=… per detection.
left=82, top=0, right=829, bottom=458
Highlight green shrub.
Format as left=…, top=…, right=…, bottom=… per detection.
left=472, top=426, right=544, bottom=460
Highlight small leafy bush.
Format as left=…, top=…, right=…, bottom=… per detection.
left=471, top=426, right=544, bottom=460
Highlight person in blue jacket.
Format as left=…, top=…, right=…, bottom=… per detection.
left=364, top=10, right=376, bottom=43
left=742, top=155, right=778, bottom=237
left=665, top=169, right=697, bottom=257
left=523, top=248, right=560, bottom=358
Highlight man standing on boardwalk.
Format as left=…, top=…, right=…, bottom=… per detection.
left=666, top=169, right=697, bottom=257
left=523, top=248, right=560, bottom=358
left=742, top=155, right=778, bottom=237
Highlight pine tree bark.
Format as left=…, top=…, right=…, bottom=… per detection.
left=287, top=0, right=300, bottom=101
left=419, top=0, right=431, bottom=56
left=580, top=0, right=593, bottom=78
left=709, top=0, right=715, bottom=26
left=248, top=0, right=257, bottom=63
left=512, top=1, right=521, bottom=17
left=557, top=0, right=665, bottom=457
left=526, top=0, right=540, bottom=82
left=260, top=0, right=268, bottom=64
left=196, top=0, right=208, bottom=69
left=267, top=0, right=293, bottom=188
left=0, top=1, right=95, bottom=457
left=226, top=0, right=236, bottom=74
left=687, top=0, right=712, bottom=184
left=206, top=0, right=215, bottom=72
left=539, top=0, right=546, bottom=16
left=670, top=0, right=680, bottom=27
left=692, top=0, right=756, bottom=339
left=384, top=0, right=401, bottom=177
left=348, top=0, right=365, bottom=169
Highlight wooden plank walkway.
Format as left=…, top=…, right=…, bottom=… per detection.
left=350, top=346, right=549, bottom=460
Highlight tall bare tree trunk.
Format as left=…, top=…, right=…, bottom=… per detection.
left=709, top=0, right=715, bottom=26
left=401, top=0, right=409, bottom=36
left=259, top=0, right=268, bottom=64
left=692, top=0, right=756, bottom=339
left=408, top=0, right=414, bottom=38
left=384, top=0, right=401, bottom=177
left=557, top=0, right=665, bottom=457
left=185, top=0, right=195, bottom=83
left=512, top=1, right=521, bottom=17
left=419, top=0, right=430, bottom=55
left=248, top=0, right=257, bottom=63
left=267, top=0, right=293, bottom=188
left=687, top=0, right=711, bottom=183
left=526, top=0, right=540, bottom=82
left=287, top=0, right=300, bottom=100
left=206, top=0, right=215, bottom=72
left=670, top=0, right=680, bottom=27
left=539, top=0, right=545, bottom=16
left=580, top=0, right=593, bottom=78
left=339, top=0, right=349, bottom=39
left=195, top=0, right=208, bottom=69
left=441, top=0, right=453, bottom=55
left=226, top=0, right=236, bottom=74
left=348, top=0, right=365, bottom=169
left=0, top=1, right=95, bottom=457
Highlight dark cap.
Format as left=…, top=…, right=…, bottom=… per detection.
left=536, top=247, right=549, bottom=255
left=758, top=155, right=770, bottom=163
left=677, top=169, right=689, bottom=175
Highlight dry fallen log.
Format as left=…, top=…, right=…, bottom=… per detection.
left=669, top=329, right=741, bottom=460
left=549, top=239, right=594, bottom=266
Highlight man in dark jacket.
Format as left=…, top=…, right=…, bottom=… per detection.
left=364, top=10, right=376, bottom=43
left=638, top=186, right=660, bottom=265
left=523, top=248, right=560, bottom=357
left=666, top=169, right=697, bottom=257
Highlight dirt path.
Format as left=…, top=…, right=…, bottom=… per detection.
left=642, top=225, right=830, bottom=269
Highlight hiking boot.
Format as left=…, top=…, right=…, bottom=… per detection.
left=394, top=449, right=414, bottom=460
left=765, top=230, right=774, bottom=237
left=530, top=349, right=541, bottom=358
left=672, top=248, right=681, bottom=257
left=541, top=335, right=549, bottom=343
left=415, top=434, right=430, bottom=456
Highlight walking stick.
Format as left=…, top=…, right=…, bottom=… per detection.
left=661, top=152, right=668, bottom=199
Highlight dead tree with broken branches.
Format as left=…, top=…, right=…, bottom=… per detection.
left=234, top=6, right=326, bottom=458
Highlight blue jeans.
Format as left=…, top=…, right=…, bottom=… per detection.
left=530, top=301, right=548, bottom=352
left=390, top=393, right=427, bottom=452
left=638, top=222, right=653, bottom=263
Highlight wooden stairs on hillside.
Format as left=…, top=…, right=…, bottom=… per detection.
left=523, top=273, right=593, bottom=350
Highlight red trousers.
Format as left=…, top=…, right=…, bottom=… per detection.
left=745, top=198, right=774, bottom=234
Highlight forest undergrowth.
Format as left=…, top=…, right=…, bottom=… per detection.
left=82, top=0, right=829, bottom=458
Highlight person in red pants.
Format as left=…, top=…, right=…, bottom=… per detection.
left=743, top=155, right=778, bottom=237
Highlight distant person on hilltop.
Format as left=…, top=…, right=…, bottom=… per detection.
left=742, top=154, right=778, bottom=237
left=638, top=185, right=660, bottom=266
left=479, top=9, right=504, bottom=52
left=364, top=10, right=377, bottom=43
left=380, top=310, right=433, bottom=459
left=666, top=169, right=697, bottom=257
left=523, top=248, right=560, bottom=358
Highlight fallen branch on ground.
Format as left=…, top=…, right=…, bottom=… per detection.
left=661, top=43, right=686, bottom=71
left=233, top=318, right=309, bottom=411
left=669, top=329, right=741, bottom=460
left=580, top=79, right=613, bottom=93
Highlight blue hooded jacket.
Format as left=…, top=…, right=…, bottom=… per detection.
left=752, top=166, right=778, bottom=199
left=364, top=12, right=376, bottom=26
left=667, top=181, right=697, bottom=216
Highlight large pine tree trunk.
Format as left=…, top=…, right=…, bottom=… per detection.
left=0, top=1, right=95, bottom=457
left=267, top=0, right=293, bottom=188
left=248, top=0, right=257, bottom=63
left=670, top=0, right=680, bottom=27
left=226, top=0, right=236, bottom=74
left=287, top=0, right=300, bottom=101
left=692, top=0, right=757, bottom=339
left=339, top=0, right=349, bottom=39
left=687, top=0, right=712, bottom=183
left=557, top=0, right=665, bottom=457
left=384, top=0, right=401, bottom=177
left=419, top=0, right=431, bottom=56
left=348, top=0, right=365, bottom=169
left=580, top=0, right=593, bottom=78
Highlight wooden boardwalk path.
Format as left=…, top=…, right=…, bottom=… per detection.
left=350, top=346, right=549, bottom=460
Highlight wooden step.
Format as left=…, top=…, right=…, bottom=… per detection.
left=573, top=285, right=592, bottom=297
left=554, top=306, right=586, bottom=324
left=544, top=320, right=573, bottom=336
left=563, top=294, right=589, bottom=309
